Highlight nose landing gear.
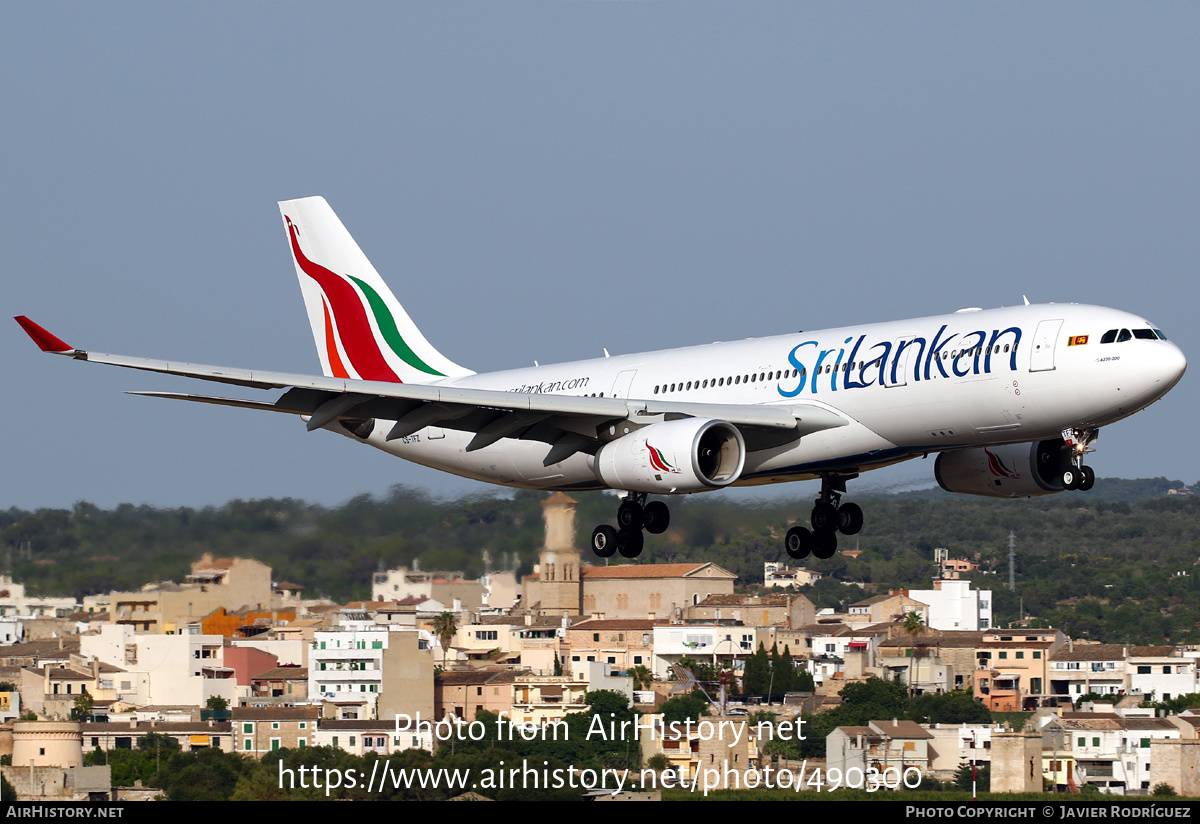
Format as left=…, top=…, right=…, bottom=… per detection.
left=1060, top=428, right=1097, bottom=491
left=785, top=474, right=862, bottom=561
left=592, top=492, right=671, bottom=559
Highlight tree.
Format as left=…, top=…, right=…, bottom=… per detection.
left=206, top=695, right=229, bottom=713
left=743, top=643, right=770, bottom=696
left=907, top=691, right=991, bottom=725
left=776, top=645, right=796, bottom=694
left=137, top=732, right=181, bottom=752
left=902, top=611, right=926, bottom=696
left=628, top=665, right=653, bottom=691
left=660, top=692, right=711, bottom=724
left=585, top=690, right=636, bottom=721
left=70, top=691, right=94, bottom=722
left=646, top=753, right=671, bottom=773
left=432, top=612, right=458, bottom=668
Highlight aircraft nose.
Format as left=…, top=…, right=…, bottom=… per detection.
left=1158, top=342, right=1187, bottom=389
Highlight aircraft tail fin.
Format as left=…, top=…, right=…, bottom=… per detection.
left=278, top=196, right=474, bottom=383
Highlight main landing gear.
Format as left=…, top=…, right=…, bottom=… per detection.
left=591, top=492, right=670, bottom=559
left=784, top=474, right=863, bottom=561
left=1060, top=428, right=1097, bottom=491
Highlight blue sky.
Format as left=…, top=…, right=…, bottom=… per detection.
left=4, top=3, right=1197, bottom=509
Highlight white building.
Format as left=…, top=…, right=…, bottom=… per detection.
left=906, top=578, right=991, bottom=631
left=763, top=563, right=822, bottom=589
left=0, top=621, right=23, bottom=645
left=309, top=626, right=429, bottom=719
left=652, top=625, right=754, bottom=680
left=807, top=631, right=884, bottom=686
left=80, top=624, right=235, bottom=707
left=1127, top=650, right=1196, bottom=703
left=0, top=576, right=79, bottom=619
left=925, top=723, right=1001, bottom=774
left=313, top=718, right=435, bottom=755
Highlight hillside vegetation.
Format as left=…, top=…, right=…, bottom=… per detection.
left=2, top=478, right=1197, bottom=644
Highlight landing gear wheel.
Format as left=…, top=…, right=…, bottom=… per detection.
left=617, top=500, right=644, bottom=531
left=837, top=502, right=864, bottom=536
left=592, top=525, right=618, bottom=558
left=617, top=528, right=644, bottom=558
left=1079, top=466, right=1095, bottom=491
left=785, top=526, right=812, bottom=560
left=811, top=502, right=838, bottom=532
left=643, top=501, right=670, bottom=534
left=1061, top=468, right=1080, bottom=491
left=812, top=529, right=838, bottom=560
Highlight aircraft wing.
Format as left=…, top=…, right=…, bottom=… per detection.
left=16, top=316, right=846, bottom=459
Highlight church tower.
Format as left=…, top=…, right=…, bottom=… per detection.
left=536, top=492, right=583, bottom=615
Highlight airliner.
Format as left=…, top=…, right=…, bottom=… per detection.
left=16, top=197, right=1187, bottom=562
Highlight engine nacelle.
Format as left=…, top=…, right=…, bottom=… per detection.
left=934, top=440, right=1066, bottom=498
left=593, top=418, right=746, bottom=493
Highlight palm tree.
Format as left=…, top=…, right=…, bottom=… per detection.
left=432, top=611, right=458, bottom=669
left=629, top=665, right=653, bottom=691
left=902, top=610, right=926, bottom=696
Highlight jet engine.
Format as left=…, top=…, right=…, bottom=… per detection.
left=934, top=440, right=1066, bottom=498
left=593, top=418, right=745, bottom=493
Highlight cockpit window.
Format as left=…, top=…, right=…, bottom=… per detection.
left=1100, top=329, right=1117, bottom=344
left=1155, top=329, right=1168, bottom=340
left=1133, top=328, right=1157, bottom=340
left=1117, top=329, right=1132, bottom=342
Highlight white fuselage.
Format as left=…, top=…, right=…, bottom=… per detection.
left=348, top=303, right=1185, bottom=492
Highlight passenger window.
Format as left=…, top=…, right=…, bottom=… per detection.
left=1117, top=329, right=1132, bottom=342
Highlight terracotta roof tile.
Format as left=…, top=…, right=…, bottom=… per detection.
left=580, top=563, right=734, bottom=580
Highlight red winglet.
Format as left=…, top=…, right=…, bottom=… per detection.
left=14, top=316, right=74, bottom=353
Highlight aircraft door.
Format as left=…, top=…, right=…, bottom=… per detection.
left=1029, top=319, right=1063, bottom=373
left=884, top=337, right=915, bottom=387
left=611, top=369, right=638, bottom=399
